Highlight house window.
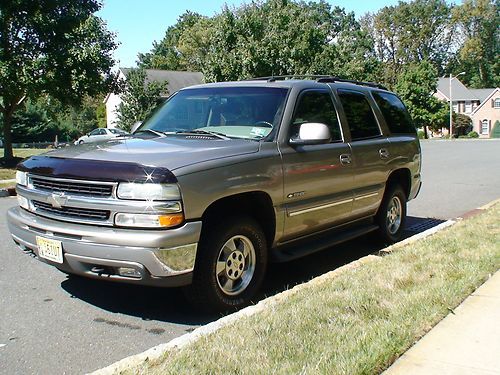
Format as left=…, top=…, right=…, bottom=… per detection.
left=495, top=98, right=500, bottom=109
left=465, top=101, right=472, bottom=113
left=452, top=102, right=458, bottom=112
left=481, top=120, right=489, bottom=135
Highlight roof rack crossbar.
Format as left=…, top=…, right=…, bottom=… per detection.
left=248, top=75, right=332, bottom=82
left=316, top=76, right=388, bottom=90
left=246, top=75, right=388, bottom=90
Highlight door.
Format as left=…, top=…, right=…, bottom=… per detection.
left=281, top=89, right=354, bottom=241
left=336, top=89, right=389, bottom=219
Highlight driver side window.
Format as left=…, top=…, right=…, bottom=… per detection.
left=291, top=91, right=342, bottom=142
left=89, top=129, right=101, bottom=136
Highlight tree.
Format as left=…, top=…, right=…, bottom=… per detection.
left=491, top=120, right=500, bottom=138
left=450, top=0, right=499, bottom=88
left=362, top=0, right=453, bottom=87
left=138, top=11, right=204, bottom=70
left=116, top=68, right=168, bottom=131
left=395, top=60, right=447, bottom=138
left=139, top=0, right=379, bottom=82
left=452, top=113, right=473, bottom=136
left=0, top=1, right=117, bottom=161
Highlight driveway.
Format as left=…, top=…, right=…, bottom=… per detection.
left=0, top=139, right=499, bottom=374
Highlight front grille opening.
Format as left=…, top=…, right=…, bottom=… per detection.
left=31, top=177, right=113, bottom=197
left=33, top=200, right=110, bottom=221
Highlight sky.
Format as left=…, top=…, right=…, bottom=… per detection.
left=97, top=0, right=402, bottom=69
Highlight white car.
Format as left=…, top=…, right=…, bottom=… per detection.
left=74, top=128, right=128, bottom=145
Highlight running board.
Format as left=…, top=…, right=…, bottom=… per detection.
left=271, top=224, right=379, bottom=263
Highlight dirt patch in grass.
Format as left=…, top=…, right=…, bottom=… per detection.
left=131, top=204, right=499, bottom=375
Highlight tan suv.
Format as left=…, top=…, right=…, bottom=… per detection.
left=8, top=76, right=421, bottom=311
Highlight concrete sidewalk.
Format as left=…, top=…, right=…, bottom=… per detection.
left=384, top=271, right=500, bottom=375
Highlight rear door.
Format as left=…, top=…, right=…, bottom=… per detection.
left=281, top=89, right=353, bottom=241
left=336, top=89, right=389, bottom=219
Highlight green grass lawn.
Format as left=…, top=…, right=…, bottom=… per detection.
left=0, top=148, right=46, bottom=180
left=131, top=203, right=500, bottom=375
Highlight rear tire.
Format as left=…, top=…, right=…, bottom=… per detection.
left=184, top=216, right=267, bottom=312
left=376, top=185, right=407, bottom=243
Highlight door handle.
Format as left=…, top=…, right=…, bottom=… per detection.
left=340, top=154, right=352, bottom=165
left=379, top=148, right=390, bottom=159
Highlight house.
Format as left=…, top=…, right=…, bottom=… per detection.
left=470, top=88, right=500, bottom=137
left=434, top=77, right=499, bottom=138
left=104, top=68, right=204, bottom=128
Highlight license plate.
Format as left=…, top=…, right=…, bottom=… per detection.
left=36, top=236, right=63, bottom=264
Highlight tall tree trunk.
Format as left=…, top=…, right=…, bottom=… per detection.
left=2, top=108, right=14, bottom=160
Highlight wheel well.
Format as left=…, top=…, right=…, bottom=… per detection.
left=386, top=169, right=411, bottom=198
left=202, top=192, right=276, bottom=247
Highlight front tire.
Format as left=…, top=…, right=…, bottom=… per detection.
left=376, top=185, right=407, bottom=243
left=185, top=216, right=267, bottom=312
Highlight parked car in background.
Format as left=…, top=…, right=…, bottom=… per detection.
left=74, top=128, right=128, bottom=145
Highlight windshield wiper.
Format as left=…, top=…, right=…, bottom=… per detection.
left=175, top=129, right=230, bottom=140
left=133, top=129, right=167, bottom=137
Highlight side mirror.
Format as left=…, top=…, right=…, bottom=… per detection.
left=289, top=123, right=331, bottom=146
left=131, top=121, right=142, bottom=134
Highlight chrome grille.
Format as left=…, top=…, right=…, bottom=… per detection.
left=32, top=200, right=110, bottom=221
left=31, top=176, right=114, bottom=197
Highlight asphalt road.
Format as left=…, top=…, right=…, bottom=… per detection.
left=1, top=139, right=499, bottom=374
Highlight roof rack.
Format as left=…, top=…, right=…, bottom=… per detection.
left=247, top=75, right=388, bottom=90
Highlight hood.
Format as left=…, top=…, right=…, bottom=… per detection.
left=41, top=136, right=260, bottom=171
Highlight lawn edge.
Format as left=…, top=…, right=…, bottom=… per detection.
left=90, top=204, right=498, bottom=375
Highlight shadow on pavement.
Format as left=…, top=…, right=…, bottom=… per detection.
left=60, top=216, right=446, bottom=325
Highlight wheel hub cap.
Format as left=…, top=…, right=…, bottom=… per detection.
left=216, top=235, right=256, bottom=296
left=387, top=196, right=402, bottom=234
left=225, top=250, right=245, bottom=280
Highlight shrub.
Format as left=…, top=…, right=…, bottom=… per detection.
left=417, top=130, right=425, bottom=139
left=467, top=131, right=479, bottom=138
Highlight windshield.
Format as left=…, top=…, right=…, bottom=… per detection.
left=137, top=87, right=288, bottom=140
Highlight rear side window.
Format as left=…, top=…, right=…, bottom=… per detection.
left=373, top=92, right=415, bottom=134
left=291, top=90, right=342, bottom=142
left=338, top=90, right=381, bottom=140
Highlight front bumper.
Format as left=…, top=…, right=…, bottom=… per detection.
left=7, top=206, right=202, bottom=287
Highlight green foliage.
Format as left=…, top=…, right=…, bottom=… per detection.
left=453, top=113, right=473, bottom=136
left=394, top=61, right=448, bottom=133
left=138, top=11, right=204, bottom=70
left=467, top=130, right=480, bottom=138
left=450, top=0, right=500, bottom=88
left=417, top=130, right=426, bottom=139
left=491, top=120, right=500, bottom=138
left=5, top=95, right=106, bottom=143
left=0, top=0, right=117, bottom=159
left=116, top=68, right=168, bottom=131
left=363, top=0, right=453, bottom=87
left=140, top=0, right=379, bottom=82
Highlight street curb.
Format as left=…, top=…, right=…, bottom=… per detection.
left=90, top=216, right=465, bottom=375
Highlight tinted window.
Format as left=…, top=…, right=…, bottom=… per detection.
left=291, top=91, right=342, bottom=142
left=338, top=90, right=381, bottom=140
left=89, top=129, right=101, bottom=136
left=373, top=92, right=415, bottom=134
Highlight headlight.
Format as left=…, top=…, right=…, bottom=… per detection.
left=16, top=171, right=28, bottom=186
left=115, top=213, right=184, bottom=228
left=117, top=183, right=180, bottom=201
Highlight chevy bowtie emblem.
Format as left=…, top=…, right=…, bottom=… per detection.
left=48, top=192, right=67, bottom=209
